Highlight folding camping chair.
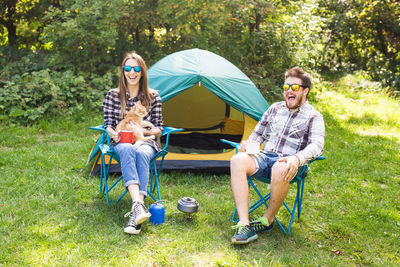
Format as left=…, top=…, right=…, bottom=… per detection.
left=221, top=139, right=324, bottom=234
left=89, top=125, right=183, bottom=204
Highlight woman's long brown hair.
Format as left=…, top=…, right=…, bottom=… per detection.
left=118, top=51, right=153, bottom=118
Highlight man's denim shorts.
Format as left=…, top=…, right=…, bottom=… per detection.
left=250, top=152, right=281, bottom=179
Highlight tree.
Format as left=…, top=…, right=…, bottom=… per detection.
left=41, top=0, right=121, bottom=73
left=0, top=0, right=59, bottom=48
left=317, top=0, right=400, bottom=89
left=0, top=0, right=18, bottom=46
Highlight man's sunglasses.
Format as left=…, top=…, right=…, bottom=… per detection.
left=283, top=83, right=303, bottom=91
left=124, top=65, right=141, bottom=72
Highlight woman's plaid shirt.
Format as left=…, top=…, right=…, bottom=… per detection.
left=249, top=101, right=325, bottom=166
left=103, top=88, right=163, bottom=150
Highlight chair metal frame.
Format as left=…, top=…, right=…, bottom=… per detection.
left=221, top=139, right=324, bottom=234
left=90, top=125, right=183, bottom=204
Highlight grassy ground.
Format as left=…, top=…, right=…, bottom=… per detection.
left=1, top=74, right=399, bottom=266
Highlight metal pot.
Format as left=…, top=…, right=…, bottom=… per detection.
left=177, top=197, right=199, bottom=214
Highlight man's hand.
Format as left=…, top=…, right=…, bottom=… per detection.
left=240, top=141, right=247, bottom=152
left=278, top=155, right=300, bottom=182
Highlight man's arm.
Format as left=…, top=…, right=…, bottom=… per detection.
left=241, top=106, right=274, bottom=152
left=294, top=114, right=325, bottom=166
left=278, top=112, right=325, bottom=181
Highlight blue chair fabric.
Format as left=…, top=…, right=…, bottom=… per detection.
left=90, top=125, right=183, bottom=204
left=221, top=139, right=324, bottom=234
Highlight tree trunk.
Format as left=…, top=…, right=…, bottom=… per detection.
left=375, top=20, right=388, bottom=57
left=5, top=21, right=17, bottom=46
left=2, top=0, right=18, bottom=46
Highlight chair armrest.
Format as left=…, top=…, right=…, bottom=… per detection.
left=307, top=156, right=325, bottom=165
left=220, top=139, right=325, bottom=165
left=296, top=156, right=325, bottom=179
left=220, top=139, right=241, bottom=154
left=89, top=125, right=107, bottom=133
left=161, top=126, right=184, bottom=151
left=90, top=125, right=111, bottom=146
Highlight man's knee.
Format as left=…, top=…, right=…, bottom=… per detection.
left=231, top=153, right=248, bottom=169
left=271, top=161, right=288, bottom=183
left=231, top=153, right=242, bottom=166
left=230, top=153, right=256, bottom=176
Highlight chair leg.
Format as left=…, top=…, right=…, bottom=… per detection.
left=99, top=155, right=104, bottom=193
left=231, top=207, right=238, bottom=223
left=114, top=188, right=128, bottom=204
left=298, top=178, right=305, bottom=218
left=231, top=177, right=305, bottom=234
left=98, top=150, right=168, bottom=205
left=286, top=197, right=298, bottom=234
left=148, top=161, right=161, bottom=202
left=231, top=178, right=271, bottom=223
left=100, top=153, right=108, bottom=198
left=148, top=165, right=158, bottom=202
left=104, top=155, right=116, bottom=205
left=148, top=152, right=167, bottom=202
left=104, top=169, right=109, bottom=205
left=93, top=153, right=102, bottom=193
left=100, top=153, right=107, bottom=193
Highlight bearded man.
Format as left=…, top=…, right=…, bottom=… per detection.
left=230, top=67, right=325, bottom=244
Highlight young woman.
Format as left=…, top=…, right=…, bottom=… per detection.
left=103, top=51, right=163, bottom=234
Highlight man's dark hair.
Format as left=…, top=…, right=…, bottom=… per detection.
left=285, top=67, right=312, bottom=90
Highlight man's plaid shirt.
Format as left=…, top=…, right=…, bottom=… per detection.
left=249, top=101, right=325, bottom=166
left=103, top=88, right=163, bottom=150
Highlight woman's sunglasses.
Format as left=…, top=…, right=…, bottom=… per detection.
left=283, top=83, right=303, bottom=91
left=124, top=65, right=141, bottom=72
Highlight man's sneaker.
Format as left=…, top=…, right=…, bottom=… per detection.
left=124, top=211, right=142, bottom=234
left=132, top=200, right=151, bottom=225
left=250, top=217, right=274, bottom=233
left=231, top=221, right=258, bottom=245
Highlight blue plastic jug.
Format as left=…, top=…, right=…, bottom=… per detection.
left=149, top=202, right=165, bottom=225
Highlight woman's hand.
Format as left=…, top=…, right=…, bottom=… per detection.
left=144, top=128, right=162, bottom=138
left=106, top=127, right=120, bottom=143
left=111, top=132, right=120, bottom=143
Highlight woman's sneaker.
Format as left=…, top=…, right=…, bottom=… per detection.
left=231, top=221, right=258, bottom=245
left=132, top=200, right=151, bottom=225
left=250, top=217, right=274, bottom=233
left=124, top=211, right=142, bottom=234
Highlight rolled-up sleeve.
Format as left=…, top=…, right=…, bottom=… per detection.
left=295, top=114, right=325, bottom=165
left=103, top=90, right=119, bottom=130
left=150, top=92, right=163, bottom=132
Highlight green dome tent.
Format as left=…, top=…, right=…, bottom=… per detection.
left=149, top=48, right=269, bottom=172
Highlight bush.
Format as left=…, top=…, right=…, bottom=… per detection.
left=0, top=68, right=116, bottom=124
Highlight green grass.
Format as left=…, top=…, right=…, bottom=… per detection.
left=1, top=74, right=399, bottom=266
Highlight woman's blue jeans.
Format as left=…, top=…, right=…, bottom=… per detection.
left=113, top=143, right=156, bottom=197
